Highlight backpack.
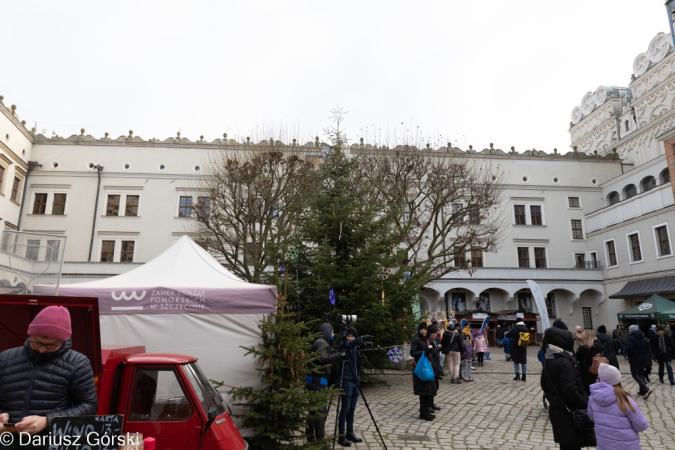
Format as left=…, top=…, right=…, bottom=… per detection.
left=518, top=331, right=530, bottom=348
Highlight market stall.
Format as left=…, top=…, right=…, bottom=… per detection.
left=617, top=294, right=675, bottom=328
left=35, top=236, right=277, bottom=435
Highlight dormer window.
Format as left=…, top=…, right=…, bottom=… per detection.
left=624, top=120, right=630, bottom=132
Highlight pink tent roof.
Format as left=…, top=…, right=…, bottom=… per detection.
left=34, top=236, right=277, bottom=315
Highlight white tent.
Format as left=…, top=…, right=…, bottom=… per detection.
left=35, top=236, right=277, bottom=435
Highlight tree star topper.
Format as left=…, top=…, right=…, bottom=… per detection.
left=328, top=106, right=348, bottom=126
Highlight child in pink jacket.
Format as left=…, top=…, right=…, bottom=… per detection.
left=473, top=332, right=488, bottom=367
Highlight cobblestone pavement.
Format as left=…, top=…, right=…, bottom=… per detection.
left=325, top=347, right=675, bottom=449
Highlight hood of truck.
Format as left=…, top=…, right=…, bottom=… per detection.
left=0, top=294, right=102, bottom=375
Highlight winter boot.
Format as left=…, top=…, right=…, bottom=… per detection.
left=337, top=435, right=352, bottom=447
left=513, top=373, right=520, bottom=381
left=346, top=433, right=363, bottom=443
left=431, top=403, right=441, bottom=411
left=521, top=374, right=527, bottom=382
left=456, top=378, right=463, bottom=384
left=419, top=410, right=434, bottom=421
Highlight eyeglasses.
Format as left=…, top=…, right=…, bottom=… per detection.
left=30, top=339, right=61, bottom=350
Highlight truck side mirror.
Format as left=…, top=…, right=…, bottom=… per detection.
left=204, top=405, right=217, bottom=433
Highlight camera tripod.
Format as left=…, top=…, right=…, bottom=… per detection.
left=329, top=331, right=388, bottom=450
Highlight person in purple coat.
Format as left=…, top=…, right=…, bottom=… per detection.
left=588, top=363, right=649, bottom=450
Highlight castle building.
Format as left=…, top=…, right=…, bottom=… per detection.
left=0, top=32, right=673, bottom=332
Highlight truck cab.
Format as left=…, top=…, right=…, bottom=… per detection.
left=0, top=294, right=248, bottom=450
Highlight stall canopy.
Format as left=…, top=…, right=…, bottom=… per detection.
left=617, top=294, right=675, bottom=320
left=35, top=235, right=277, bottom=315
left=609, top=276, right=675, bottom=299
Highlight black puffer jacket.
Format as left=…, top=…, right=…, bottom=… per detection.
left=309, top=323, right=343, bottom=386
left=510, top=322, right=529, bottom=364
left=626, top=330, right=652, bottom=366
left=596, top=332, right=620, bottom=368
left=441, top=329, right=464, bottom=355
left=540, top=329, right=596, bottom=448
left=410, top=335, right=437, bottom=397
left=0, top=338, right=97, bottom=426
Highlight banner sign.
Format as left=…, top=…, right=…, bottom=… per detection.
left=527, top=280, right=550, bottom=330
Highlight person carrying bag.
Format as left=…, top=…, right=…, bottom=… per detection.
left=540, top=319, right=596, bottom=449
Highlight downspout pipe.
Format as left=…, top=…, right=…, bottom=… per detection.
left=16, top=161, right=42, bottom=230
left=88, top=165, right=104, bottom=262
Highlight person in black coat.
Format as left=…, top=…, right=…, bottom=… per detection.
left=596, top=325, right=619, bottom=369
left=625, top=325, right=652, bottom=398
left=650, top=325, right=675, bottom=385
left=0, top=306, right=98, bottom=450
left=575, top=329, right=603, bottom=396
left=540, top=320, right=596, bottom=450
left=495, top=325, right=504, bottom=348
left=410, top=323, right=438, bottom=421
left=306, top=322, right=345, bottom=444
left=510, top=321, right=529, bottom=382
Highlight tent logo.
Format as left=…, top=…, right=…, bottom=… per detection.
left=112, top=291, right=147, bottom=301
left=638, top=302, right=652, bottom=311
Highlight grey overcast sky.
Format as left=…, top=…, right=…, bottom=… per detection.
left=0, top=1, right=669, bottom=152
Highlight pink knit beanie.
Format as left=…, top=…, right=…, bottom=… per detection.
left=27, top=306, right=72, bottom=341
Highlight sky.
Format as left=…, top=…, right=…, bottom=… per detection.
left=0, top=1, right=669, bottom=153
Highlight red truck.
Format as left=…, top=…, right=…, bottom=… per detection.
left=0, top=294, right=248, bottom=450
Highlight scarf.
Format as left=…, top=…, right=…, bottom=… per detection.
left=659, top=335, right=667, bottom=354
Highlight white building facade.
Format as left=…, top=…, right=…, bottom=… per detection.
left=0, top=32, right=673, bottom=333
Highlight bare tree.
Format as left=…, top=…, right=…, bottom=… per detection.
left=193, top=150, right=313, bottom=283
left=358, top=150, right=507, bottom=280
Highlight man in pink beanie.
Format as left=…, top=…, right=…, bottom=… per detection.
left=0, top=305, right=98, bottom=445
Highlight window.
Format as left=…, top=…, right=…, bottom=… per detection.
left=582, top=307, right=593, bottom=330
left=100, top=241, right=115, bottom=262
left=179, top=196, right=193, bottom=217
left=534, top=247, right=547, bottom=268
left=514, top=205, right=526, bottom=225
left=106, top=195, right=120, bottom=216
left=125, top=195, right=139, bottom=216
left=32, top=193, right=47, bottom=214
left=627, top=232, right=642, bottom=263
left=661, top=168, right=670, bottom=184
left=605, top=239, right=618, bottom=267
left=197, top=197, right=210, bottom=217
left=52, top=194, right=67, bottom=215
left=450, top=204, right=463, bottom=224
left=589, top=251, right=599, bottom=269
left=517, top=247, right=529, bottom=268
left=10, top=177, right=20, bottom=202
left=575, top=253, right=585, bottom=269
left=654, top=225, right=672, bottom=257
left=624, top=184, right=637, bottom=199
left=530, top=205, right=542, bottom=225
left=546, top=293, right=557, bottom=318
left=571, top=220, right=584, bottom=239
left=568, top=197, right=580, bottom=208
left=607, top=191, right=620, bottom=206
left=641, top=176, right=656, bottom=193
left=468, top=207, right=480, bottom=225
left=454, top=246, right=466, bottom=267
left=129, top=368, right=193, bottom=422
left=46, top=240, right=60, bottom=262
left=121, top=241, right=135, bottom=263
left=470, top=249, right=483, bottom=267
left=26, top=239, right=40, bottom=261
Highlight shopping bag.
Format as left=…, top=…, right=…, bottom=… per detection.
left=413, top=351, right=435, bottom=381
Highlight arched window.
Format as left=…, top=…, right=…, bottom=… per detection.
left=660, top=168, right=671, bottom=184
left=641, top=176, right=656, bottom=193
left=623, top=184, right=637, bottom=199
left=607, top=191, right=620, bottom=206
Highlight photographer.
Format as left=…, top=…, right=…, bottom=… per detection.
left=306, top=322, right=344, bottom=444
left=336, top=326, right=372, bottom=447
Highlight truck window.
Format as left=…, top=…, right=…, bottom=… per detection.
left=183, top=362, right=226, bottom=416
left=129, top=368, right=193, bottom=421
